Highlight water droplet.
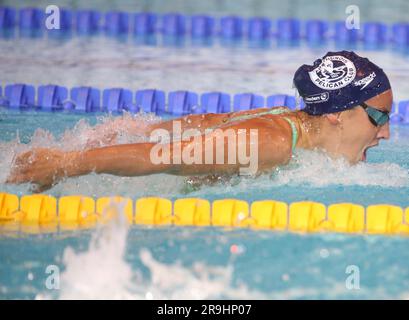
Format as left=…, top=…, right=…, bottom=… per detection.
left=281, top=273, right=290, bottom=282
left=320, top=248, right=329, bottom=258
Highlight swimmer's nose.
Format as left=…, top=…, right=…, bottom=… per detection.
left=377, top=122, right=390, bottom=140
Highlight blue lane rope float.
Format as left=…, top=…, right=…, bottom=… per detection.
left=0, top=83, right=408, bottom=124
left=1, top=6, right=409, bottom=49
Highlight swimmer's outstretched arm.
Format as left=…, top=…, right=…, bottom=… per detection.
left=6, top=119, right=293, bottom=191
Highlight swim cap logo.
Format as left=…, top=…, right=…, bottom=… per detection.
left=309, top=55, right=356, bottom=90
left=304, top=92, right=329, bottom=104
left=353, top=72, right=376, bottom=90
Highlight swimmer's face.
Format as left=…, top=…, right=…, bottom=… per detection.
left=328, top=89, right=393, bottom=164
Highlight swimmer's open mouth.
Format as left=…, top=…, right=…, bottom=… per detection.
left=361, top=143, right=379, bottom=161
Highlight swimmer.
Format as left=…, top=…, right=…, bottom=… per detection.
left=6, top=51, right=392, bottom=192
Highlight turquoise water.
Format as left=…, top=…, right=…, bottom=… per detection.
left=2, top=0, right=409, bottom=24
left=1, top=0, right=409, bottom=300
left=0, top=109, right=408, bottom=207
left=0, top=108, right=408, bottom=299
left=1, top=225, right=409, bottom=299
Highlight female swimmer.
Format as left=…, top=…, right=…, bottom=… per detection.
left=6, top=51, right=392, bottom=191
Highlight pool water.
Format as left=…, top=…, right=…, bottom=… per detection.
left=3, top=0, right=409, bottom=24
left=2, top=217, right=409, bottom=299
left=1, top=8, right=409, bottom=299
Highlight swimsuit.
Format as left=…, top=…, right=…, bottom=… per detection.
left=214, top=107, right=299, bottom=152
left=183, top=107, right=299, bottom=191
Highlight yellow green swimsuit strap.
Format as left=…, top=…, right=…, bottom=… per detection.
left=226, top=107, right=290, bottom=122
left=209, top=107, right=298, bottom=152
left=282, top=117, right=298, bottom=152
left=235, top=108, right=298, bottom=152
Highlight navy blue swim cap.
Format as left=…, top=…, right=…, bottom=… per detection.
left=293, top=51, right=391, bottom=115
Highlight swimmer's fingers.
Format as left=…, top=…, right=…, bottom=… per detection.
left=5, top=170, right=40, bottom=185
left=6, top=150, right=39, bottom=184
left=11, top=150, right=33, bottom=170
left=6, top=168, right=35, bottom=185
left=6, top=148, right=63, bottom=187
left=5, top=173, right=23, bottom=184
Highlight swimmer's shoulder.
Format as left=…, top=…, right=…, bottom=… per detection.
left=253, top=117, right=294, bottom=170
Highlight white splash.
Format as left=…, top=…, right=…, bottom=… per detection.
left=1, top=112, right=408, bottom=196
left=0, top=136, right=29, bottom=183
left=272, top=149, right=409, bottom=187
left=29, top=112, right=160, bottom=152
left=0, top=112, right=163, bottom=185
left=52, top=202, right=134, bottom=299
left=35, top=204, right=266, bottom=300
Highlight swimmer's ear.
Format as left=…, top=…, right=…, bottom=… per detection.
left=325, top=113, right=342, bottom=125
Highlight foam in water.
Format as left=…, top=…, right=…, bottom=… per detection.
left=37, top=201, right=134, bottom=299
left=0, top=135, right=29, bottom=183
left=0, top=113, right=180, bottom=193
left=187, top=148, right=409, bottom=198
left=32, top=204, right=398, bottom=299
left=273, top=149, right=409, bottom=187
left=1, top=114, right=408, bottom=196
left=35, top=204, right=266, bottom=300
left=29, top=112, right=161, bottom=152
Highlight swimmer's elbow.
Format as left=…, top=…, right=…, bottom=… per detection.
left=258, top=136, right=293, bottom=170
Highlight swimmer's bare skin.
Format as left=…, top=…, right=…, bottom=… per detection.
left=84, top=107, right=282, bottom=148
left=6, top=113, right=295, bottom=192
left=6, top=90, right=393, bottom=192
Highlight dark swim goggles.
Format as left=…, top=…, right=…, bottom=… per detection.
left=361, top=102, right=390, bottom=127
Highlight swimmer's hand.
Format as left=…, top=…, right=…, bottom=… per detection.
left=6, top=148, right=74, bottom=192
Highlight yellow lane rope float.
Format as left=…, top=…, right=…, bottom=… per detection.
left=0, top=193, right=408, bottom=235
